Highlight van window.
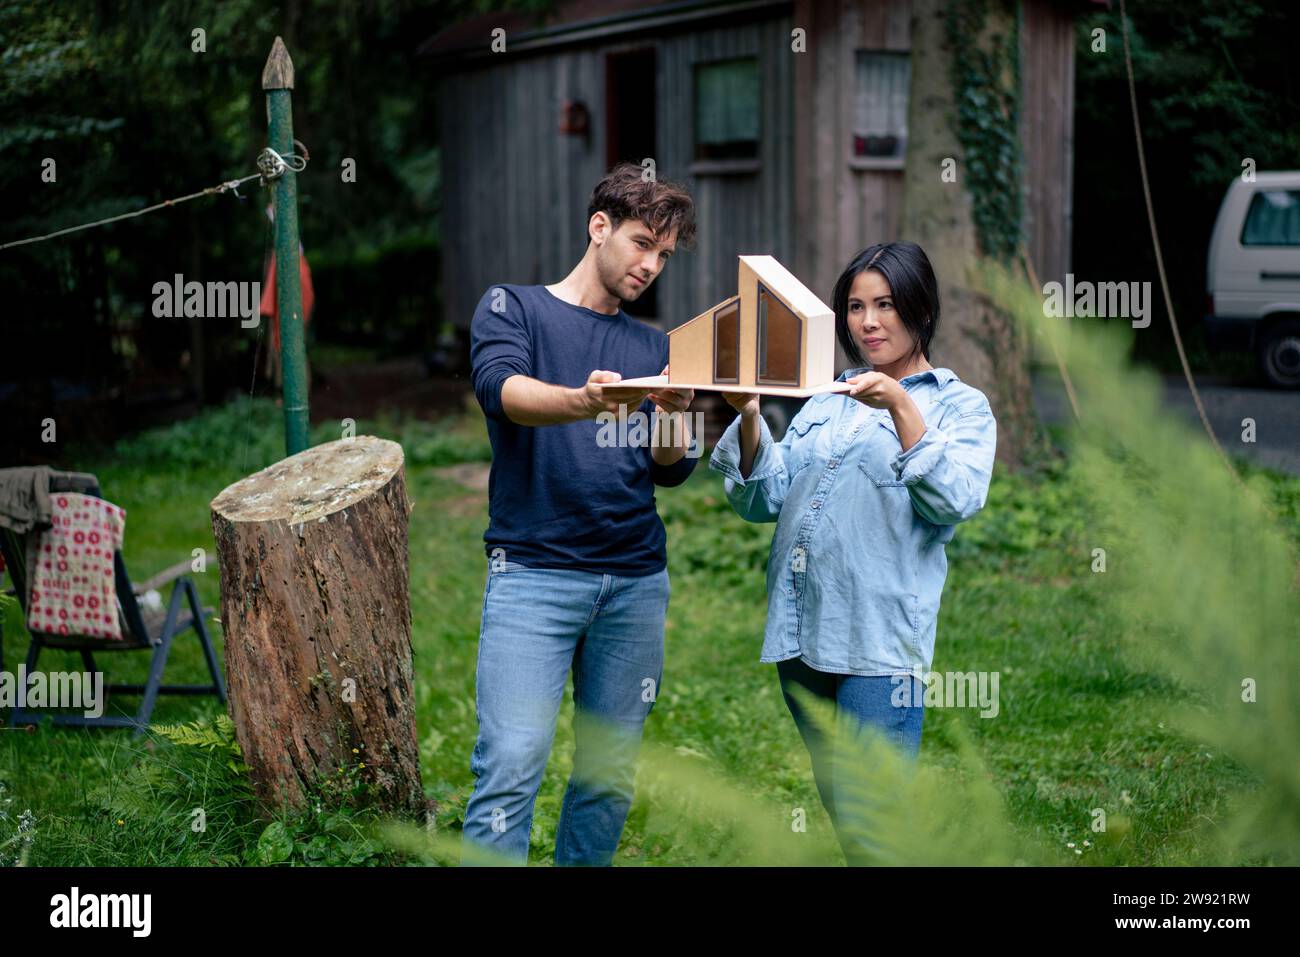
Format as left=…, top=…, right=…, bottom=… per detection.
left=1241, top=190, right=1300, bottom=246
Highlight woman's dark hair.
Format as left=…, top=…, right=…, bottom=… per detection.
left=831, top=241, right=940, bottom=367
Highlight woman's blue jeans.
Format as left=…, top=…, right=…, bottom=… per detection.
left=460, top=560, right=668, bottom=866
left=776, top=657, right=924, bottom=864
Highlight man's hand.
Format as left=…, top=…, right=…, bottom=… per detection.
left=646, top=365, right=694, bottom=415
left=580, top=369, right=655, bottom=418
left=846, top=371, right=905, bottom=410
left=647, top=365, right=694, bottom=467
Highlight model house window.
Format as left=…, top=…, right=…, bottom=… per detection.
left=713, top=298, right=740, bottom=382
left=694, top=58, right=759, bottom=161
left=853, top=51, right=909, bottom=162
left=1241, top=190, right=1300, bottom=246
left=756, top=285, right=800, bottom=385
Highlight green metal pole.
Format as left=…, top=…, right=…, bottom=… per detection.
left=262, top=36, right=309, bottom=456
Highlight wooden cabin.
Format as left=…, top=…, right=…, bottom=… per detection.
left=422, top=0, right=1086, bottom=355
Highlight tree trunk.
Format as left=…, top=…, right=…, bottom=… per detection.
left=903, top=0, right=1043, bottom=469
left=210, top=435, right=423, bottom=817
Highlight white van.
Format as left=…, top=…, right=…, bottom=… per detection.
left=1205, top=171, right=1300, bottom=388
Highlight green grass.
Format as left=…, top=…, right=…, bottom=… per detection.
left=1, top=392, right=1296, bottom=866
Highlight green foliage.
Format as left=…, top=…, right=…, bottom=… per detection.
left=0, top=781, right=37, bottom=867
left=309, top=235, right=443, bottom=353
left=396, top=414, right=492, bottom=468
left=981, top=260, right=1300, bottom=864
left=94, top=394, right=491, bottom=476
left=944, top=0, right=1024, bottom=262
left=1078, top=0, right=1299, bottom=195
left=98, top=398, right=281, bottom=472
left=251, top=806, right=388, bottom=867
left=69, top=714, right=398, bottom=866
left=0, top=0, right=452, bottom=396
left=152, top=713, right=249, bottom=776
left=658, top=479, right=773, bottom=594
left=6, top=337, right=1300, bottom=864
left=146, top=717, right=396, bottom=866
left=244, top=754, right=412, bottom=867
left=949, top=455, right=1092, bottom=573
left=79, top=718, right=261, bottom=866
left=254, top=820, right=295, bottom=864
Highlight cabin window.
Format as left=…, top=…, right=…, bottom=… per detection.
left=852, top=51, right=909, bottom=165
left=1241, top=190, right=1300, bottom=246
left=713, top=299, right=740, bottom=382
left=756, top=284, right=800, bottom=385
left=694, top=58, right=759, bottom=162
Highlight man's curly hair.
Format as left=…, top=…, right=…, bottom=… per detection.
left=586, top=162, right=697, bottom=249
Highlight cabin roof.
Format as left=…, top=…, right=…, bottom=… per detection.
left=419, top=0, right=788, bottom=64
left=418, top=0, right=1108, bottom=66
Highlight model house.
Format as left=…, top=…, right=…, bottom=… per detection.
left=668, top=254, right=839, bottom=393
left=600, top=254, right=848, bottom=399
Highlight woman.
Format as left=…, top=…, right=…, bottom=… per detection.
left=708, top=241, right=997, bottom=861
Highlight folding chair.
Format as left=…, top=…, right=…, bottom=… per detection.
left=0, top=471, right=226, bottom=736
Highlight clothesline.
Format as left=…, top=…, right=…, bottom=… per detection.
left=0, top=147, right=308, bottom=252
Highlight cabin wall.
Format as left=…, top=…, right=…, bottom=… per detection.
left=437, top=10, right=795, bottom=333
left=791, top=0, right=1075, bottom=337
left=793, top=0, right=912, bottom=323
left=438, top=47, right=609, bottom=333
left=1020, top=0, right=1075, bottom=287
left=438, top=0, right=1075, bottom=348
left=655, top=13, right=796, bottom=328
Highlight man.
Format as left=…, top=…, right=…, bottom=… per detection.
left=462, top=162, right=698, bottom=866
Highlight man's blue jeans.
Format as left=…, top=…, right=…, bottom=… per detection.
left=460, top=559, right=669, bottom=866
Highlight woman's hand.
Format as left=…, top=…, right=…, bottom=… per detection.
left=848, top=371, right=928, bottom=452
left=722, top=391, right=760, bottom=417
left=845, top=371, right=905, bottom=410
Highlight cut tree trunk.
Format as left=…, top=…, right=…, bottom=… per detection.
left=210, top=435, right=423, bottom=817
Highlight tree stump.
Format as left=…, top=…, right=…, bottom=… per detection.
left=210, top=436, right=423, bottom=817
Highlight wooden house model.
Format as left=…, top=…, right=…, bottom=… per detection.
left=602, top=254, right=852, bottom=399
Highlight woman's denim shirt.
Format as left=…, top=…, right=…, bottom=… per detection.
left=708, top=367, right=997, bottom=676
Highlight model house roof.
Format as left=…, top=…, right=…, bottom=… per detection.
left=667, top=293, right=737, bottom=336
left=739, top=255, right=834, bottom=319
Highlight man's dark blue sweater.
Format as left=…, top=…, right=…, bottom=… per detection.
left=469, top=283, right=697, bottom=575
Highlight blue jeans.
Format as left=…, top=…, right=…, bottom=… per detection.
left=460, top=559, right=669, bottom=866
left=776, top=657, right=924, bottom=864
